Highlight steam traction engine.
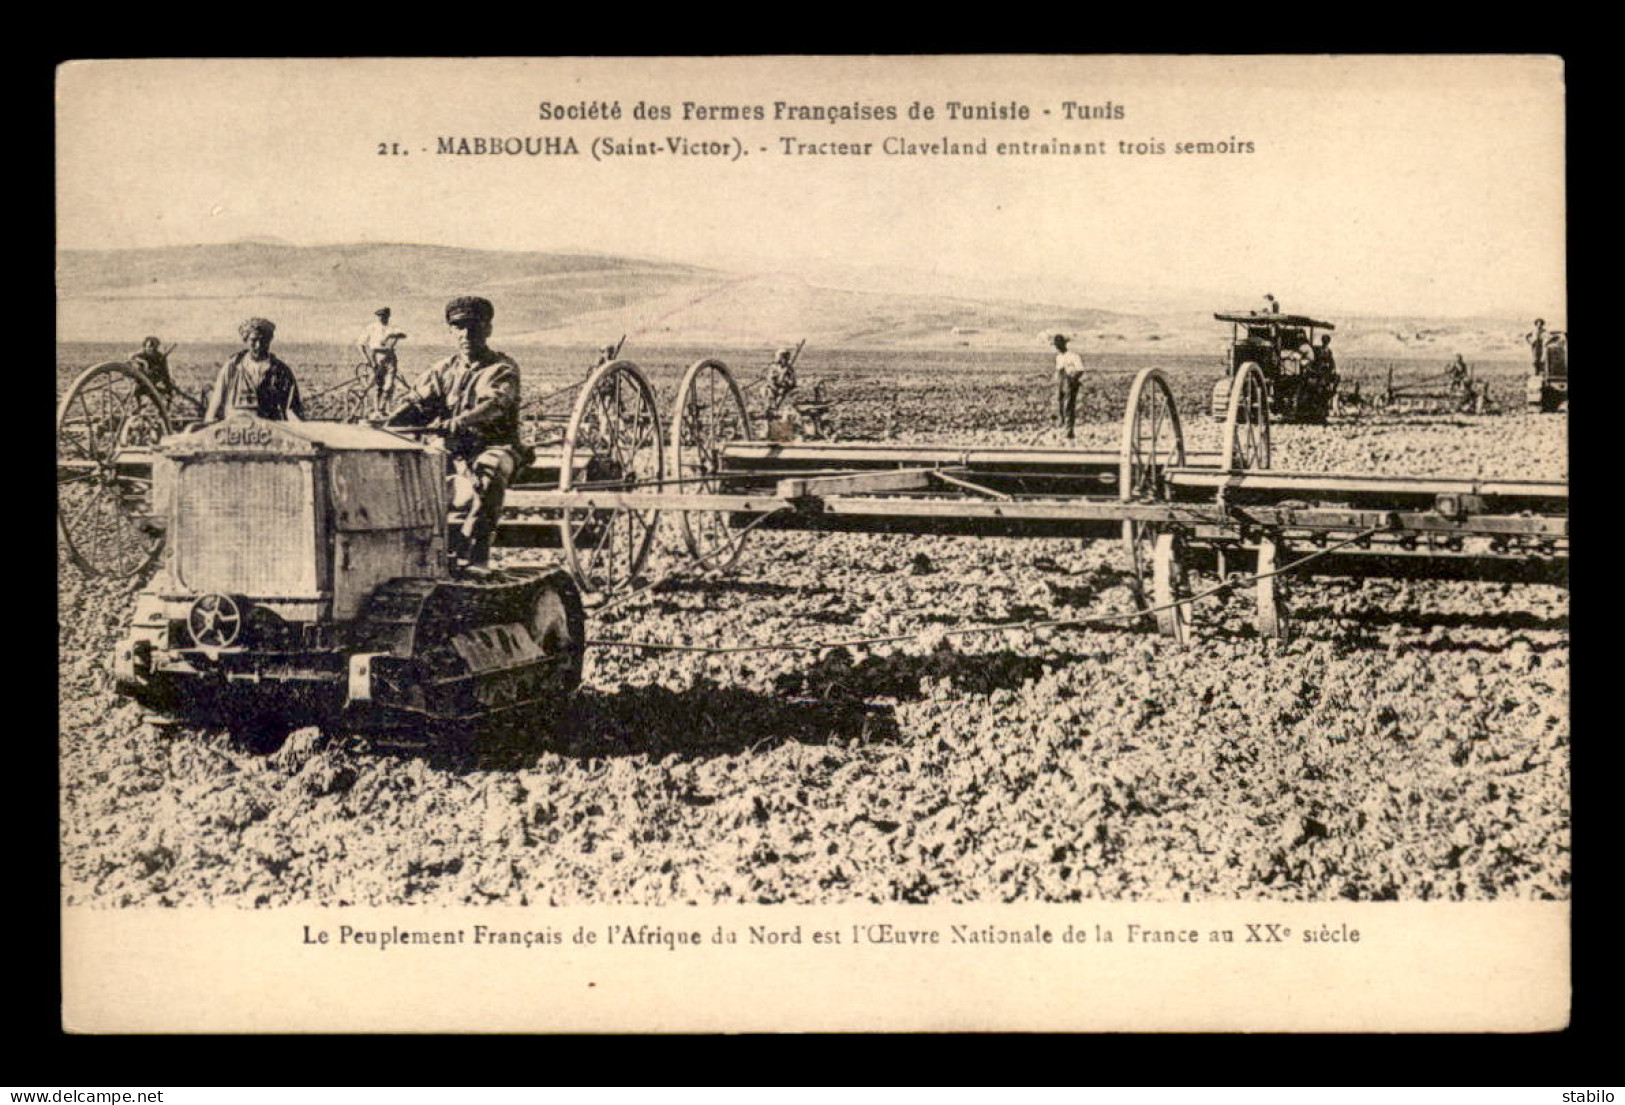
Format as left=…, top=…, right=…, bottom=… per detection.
left=110, top=415, right=584, bottom=750
left=1209, top=312, right=1339, bottom=425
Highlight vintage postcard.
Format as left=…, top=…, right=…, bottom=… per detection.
left=57, top=55, right=1568, bottom=1033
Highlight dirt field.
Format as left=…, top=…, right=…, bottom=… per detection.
left=58, top=347, right=1568, bottom=906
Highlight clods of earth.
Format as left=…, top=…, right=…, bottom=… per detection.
left=60, top=409, right=1568, bottom=906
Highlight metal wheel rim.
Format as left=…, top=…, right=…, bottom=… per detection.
left=671, top=358, right=752, bottom=571
left=1152, top=529, right=1193, bottom=643
left=558, top=360, right=663, bottom=599
left=1119, top=367, right=1186, bottom=610
left=347, top=362, right=392, bottom=422
left=1255, top=537, right=1290, bottom=641
left=56, top=361, right=170, bottom=577
left=1221, top=363, right=1272, bottom=471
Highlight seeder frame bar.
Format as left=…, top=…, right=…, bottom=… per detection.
left=503, top=486, right=1568, bottom=541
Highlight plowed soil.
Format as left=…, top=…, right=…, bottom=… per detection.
left=59, top=355, right=1568, bottom=906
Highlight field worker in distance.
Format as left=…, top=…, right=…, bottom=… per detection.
left=596, top=344, right=618, bottom=367
left=387, top=296, right=525, bottom=571
left=767, top=347, right=798, bottom=417
left=357, top=307, right=408, bottom=411
left=1525, top=318, right=1548, bottom=373
left=1052, top=333, right=1085, bottom=439
left=1445, top=352, right=1471, bottom=391
left=130, top=336, right=175, bottom=399
left=1315, top=334, right=1337, bottom=375
left=1262, top=293, right=1281, bottom=315
left=204, top=317, right=304, bottom=422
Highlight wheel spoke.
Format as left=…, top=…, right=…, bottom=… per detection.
left=57, top=363, right=168, bottom=577
left=670, top=361, right=749, bottom=571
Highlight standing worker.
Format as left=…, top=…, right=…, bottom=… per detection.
left=204, top=318, right=303, bottom=422
left=1262, top=293, right=1281, bottom=315
left=386, top=296, right=526, bottom=572
left=766, top=347, right=798, bottom=418
left=357, top=307, right=408, bottom=414
left=1525, top=318, right=1548, bottom=375
left=1052, top=333, right=1085, bottom=440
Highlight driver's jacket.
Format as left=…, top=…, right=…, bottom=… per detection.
left=406, top=349, right=521, bottom=460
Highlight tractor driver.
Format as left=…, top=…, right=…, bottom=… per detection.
left=130, top=336, right=176, bottom=399
left=204, top=317, right=304, bottom=422
left=1314, top=334, right=1337, bottom=380
left=386, top=296, right=526, bottom=571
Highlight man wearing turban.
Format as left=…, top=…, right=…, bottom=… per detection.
left=203, top=317, right=304, bottom=422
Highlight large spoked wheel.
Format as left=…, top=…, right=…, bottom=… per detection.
left=1118, top=367, right=1186, bottom=625
left=558, top=360, right=664, bottom=601
left=1255, top=536, right=1292, bottom=642
left=338, top=362, right=375, bottom=423
left=670, top=358, right=753, bottom=572
left=56, top=361, right=170, bottom=577
left=1220, top=363, right=1271, bottom=472
left=1218, top=364, right=1289, bottom=637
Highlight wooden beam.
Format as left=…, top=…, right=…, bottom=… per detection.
left=928, top=470, right=1014, bottom=500
left=776, top=468, right=942, bottom=498
left=1167, top=467, right=1568, bottom=503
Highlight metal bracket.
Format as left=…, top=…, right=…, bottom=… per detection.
left=1433, top=493, right=1485, bottom=521
left=347, top=651, right=390, bottom=705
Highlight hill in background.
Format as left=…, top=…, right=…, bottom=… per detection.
left=57, top=242, right=711, bottom=346
left=57, top=241, right=1536, bottom=359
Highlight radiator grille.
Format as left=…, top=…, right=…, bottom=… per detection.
left=175, top=459, right=317, bottom=596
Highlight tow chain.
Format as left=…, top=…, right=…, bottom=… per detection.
left=586, top=526, right=1386, bottom=656
left=591, top=507, right=795, bottom=616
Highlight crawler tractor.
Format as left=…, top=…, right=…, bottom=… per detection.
left=111, top=415, right=585, bottom=750
left=1526, top=330, right=1568, bottom=413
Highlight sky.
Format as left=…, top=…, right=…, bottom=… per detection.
left=56, top=56, right=1566, bottom=319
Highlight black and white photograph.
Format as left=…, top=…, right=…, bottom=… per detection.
left=56, top=56, right=1568, bottom=1032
